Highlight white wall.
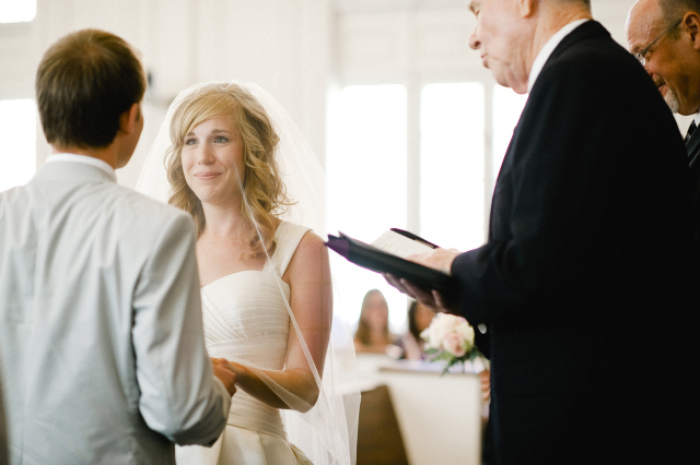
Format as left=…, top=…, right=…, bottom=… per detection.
left=332, top=0, right=692, bottom=129
left=0, top=0, right=331, bottom=188
left=1, top=0, right=683, bottom=186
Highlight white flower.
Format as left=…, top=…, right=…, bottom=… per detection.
left=422, top=313, right=475, bottom=355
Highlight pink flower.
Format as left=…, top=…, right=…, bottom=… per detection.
left=421, top=313, right=479, bottom=373
left=442, top=332, right=468, bottom=357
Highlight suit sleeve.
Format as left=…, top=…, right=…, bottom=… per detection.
left=131, top=212, right=229, bottom=445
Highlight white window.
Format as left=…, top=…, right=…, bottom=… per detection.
left=0, top=99, right=36, bottom=192
left=327, top=84, right=408, bottom=329
left=327, top=82, right=529, bottom=330
left=0, top=0, right=37, bottom=23
left=420, top=82, right=485, bottom=252
left=492, top=85, right=528, bottom=182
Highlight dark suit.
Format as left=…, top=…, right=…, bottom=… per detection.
left=451, top=22, right=698, bottom=464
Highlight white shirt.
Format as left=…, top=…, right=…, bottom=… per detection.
left=46, top=152, right=117, bottom=181
left=528, top=19, right=590, bottom=93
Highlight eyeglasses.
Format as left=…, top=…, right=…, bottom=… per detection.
left=635, top=19, right=682, bottom=66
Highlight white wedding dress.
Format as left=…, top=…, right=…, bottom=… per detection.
left=176, top=221, right=313, bottom=465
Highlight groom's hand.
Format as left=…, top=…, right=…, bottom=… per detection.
left=212, top=357, right=237, bottom=397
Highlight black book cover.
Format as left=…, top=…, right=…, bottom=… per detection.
left=325, top=231, right=457, bottom=298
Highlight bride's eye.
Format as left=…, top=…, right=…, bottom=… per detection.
left=214, top=136, right=229, bottom=143
left=184, top=138, right=197, bottom=146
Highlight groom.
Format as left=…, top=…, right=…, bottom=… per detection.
left=0, top=29, right=235, bottom=464
left=389, top=0, right=698, bottom=463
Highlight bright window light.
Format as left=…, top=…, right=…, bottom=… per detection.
left=0, top=99, right=36, bottom=192
left=327, top=84, right=408, bottom=330
left=420, top=82, right=485, bottom=252
left=0, top=0, right=37, bottom=23
left=492, top=85, right=528, bottom=181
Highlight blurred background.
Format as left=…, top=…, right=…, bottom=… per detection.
left=0, top=0, right=687, bottom=334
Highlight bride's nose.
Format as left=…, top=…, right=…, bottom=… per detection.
left=196, top=144, right=215, bottom=164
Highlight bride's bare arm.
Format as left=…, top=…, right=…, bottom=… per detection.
left=227, top=231, right=332, bottom=412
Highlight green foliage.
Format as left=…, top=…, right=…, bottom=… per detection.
left=426, top=346, right=482, bottom=375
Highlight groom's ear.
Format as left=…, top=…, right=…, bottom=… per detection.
left=119, top=103, right=142, bottom=135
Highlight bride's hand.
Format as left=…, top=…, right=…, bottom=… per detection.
left=211, top=357, right=237, bottom=397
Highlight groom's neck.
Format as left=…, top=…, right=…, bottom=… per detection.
left=51, top=144, right=120, bottom=169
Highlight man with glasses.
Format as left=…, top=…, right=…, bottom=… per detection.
left=387, top=0, right=698, bottom=463
left=628, top=1, right=700, bottom=241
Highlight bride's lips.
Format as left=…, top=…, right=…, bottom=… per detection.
left=194, top=171, right=221, bottom=180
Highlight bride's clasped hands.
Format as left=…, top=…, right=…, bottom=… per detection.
left=210, top=357, right=237, bottom=396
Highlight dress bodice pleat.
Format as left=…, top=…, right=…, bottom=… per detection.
left=176, top=222, right=313, bottom=464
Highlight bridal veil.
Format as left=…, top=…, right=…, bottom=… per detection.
left=136, top=81, right=360, bottom=465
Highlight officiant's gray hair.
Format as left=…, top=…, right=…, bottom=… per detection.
left=658, top=0, right=700, bottom=34
left=165, top=83, right=292, bottom=259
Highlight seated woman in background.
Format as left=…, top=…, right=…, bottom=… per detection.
left=396, top=300, right=436, bottom=360
left=354, top=289, right=395, bottom=354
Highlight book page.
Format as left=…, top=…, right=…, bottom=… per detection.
left=371, top=230, right=435, bottom=259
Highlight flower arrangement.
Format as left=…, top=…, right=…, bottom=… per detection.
left=422, top=313, right=481, bottom=374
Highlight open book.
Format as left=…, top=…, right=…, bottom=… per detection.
left=325, top=228, right=457, bottom=298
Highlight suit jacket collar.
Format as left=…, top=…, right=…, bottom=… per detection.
left=525, top=21, right=610, bottom=98
left=528, top=19, right=589, bottom=92
left=544, top=21, right=610, bottom=70
left=33, top=160, right=117, bottom=185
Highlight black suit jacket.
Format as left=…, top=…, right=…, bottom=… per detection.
left=451, top=22, right=698, bottom=464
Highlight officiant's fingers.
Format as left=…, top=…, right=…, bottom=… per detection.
left=383, top=273, right=408, bottom=294
left=432, top=290, right=449, bottom=312
left=400, top=279, right=439, bottom=307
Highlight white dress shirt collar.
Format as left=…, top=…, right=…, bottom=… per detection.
left=693, top=111, right=700, bottom=127
left=46, top=153, right=116, bottom=181
left=528, top=19, right=590, bottom=93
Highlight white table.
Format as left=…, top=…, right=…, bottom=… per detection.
left=357, top=355, right=484, bottom=465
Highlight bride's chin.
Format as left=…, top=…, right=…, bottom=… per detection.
left=196, top=191, right=241, bottom=209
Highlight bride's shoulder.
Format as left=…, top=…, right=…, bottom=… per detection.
left=278, top=222, right=328, bottom=278
left=275, top=220, right=311, bottom=242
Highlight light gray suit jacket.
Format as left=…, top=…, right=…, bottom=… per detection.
left=0, top=160, right=230, bottom=464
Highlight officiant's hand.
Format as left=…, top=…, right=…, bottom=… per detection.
left=384, top=273, right=454, bottom=312
left=212, top=357, right=237, bottom=397
left=383, top=247, right=460, bottom=312
left=409, top=247, right=461, bottom=274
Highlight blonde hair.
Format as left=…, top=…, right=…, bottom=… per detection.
left=354, top=289, right=393, bottom=346
left=165, top=83, right=292, bottom=258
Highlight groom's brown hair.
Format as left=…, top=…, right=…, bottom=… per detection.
left=36, top=29, right=146, bottom=149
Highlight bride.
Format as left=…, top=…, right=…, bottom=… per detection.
left=137, top=82, right=358, bottom=465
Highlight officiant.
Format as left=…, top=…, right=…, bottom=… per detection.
left=387, top=0, right=698, bottom=463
